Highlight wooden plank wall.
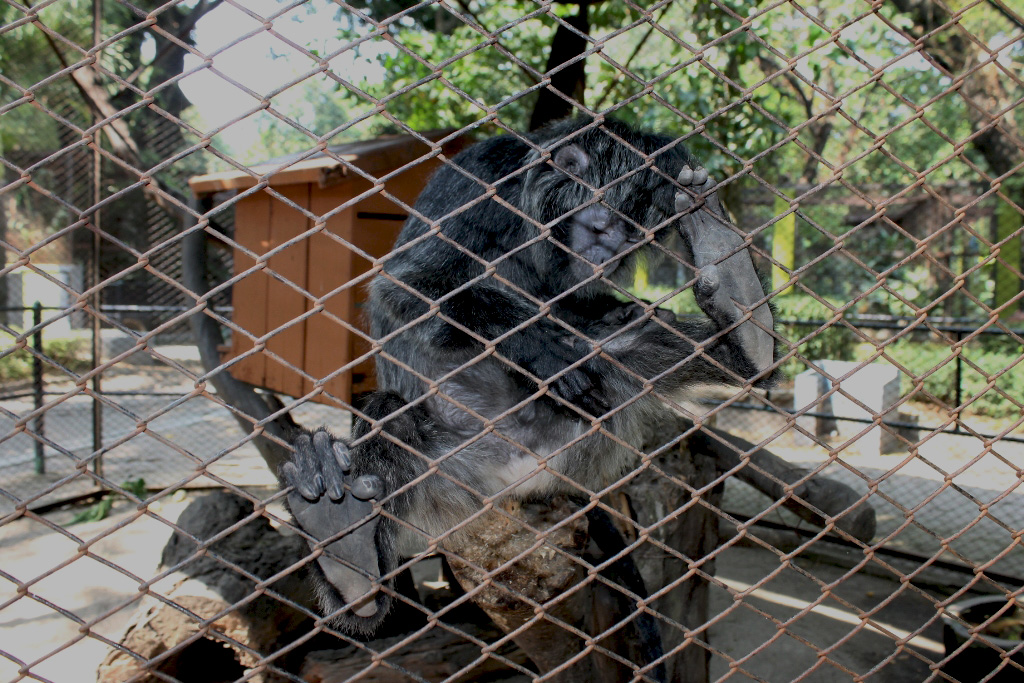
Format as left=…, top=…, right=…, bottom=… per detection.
left=228, top=193, right=272, bottom=388
left=227, top=157, right=442, bottom=406
left=305, top=186, right=355, bottom=403
left=264, top=185, right=312, bottom=398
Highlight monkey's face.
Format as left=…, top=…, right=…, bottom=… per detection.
left=520, top=137, right=671, bottom=287
left=561, top=203, right=634, bottom=276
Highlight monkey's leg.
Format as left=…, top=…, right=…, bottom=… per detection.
left=280, top=429, right=387, bottom=629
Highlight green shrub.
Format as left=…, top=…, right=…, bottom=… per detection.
left=0, top=334, right=90, bottom=383
left=0, top=349, right=31, bottom=382
left=886, top=341, right=1024, bottom=418
left=43, top=336, right=91, bottom=372
left=774, top=295, right=858, bottom=369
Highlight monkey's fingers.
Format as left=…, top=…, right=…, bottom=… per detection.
left=674, top=166, right=726, bottom=218
left=285, top=432, right=327, bottom=501
left=556, top=367, right=611, bottom=416
left=675, top=164, right=708, bottom=188
left=312, top=430, right=349, bottom=502
left=550, top=367, right=592, bottom=402
left=281, top=461, right=321, bottom=501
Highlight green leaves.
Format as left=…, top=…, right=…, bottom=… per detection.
left=65, top=479, right=148, bottom=526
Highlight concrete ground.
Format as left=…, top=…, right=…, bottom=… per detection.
left=0, top=492, right=961, bottom=683
left=707, top=545, right=945, bottom=682
left=2, top=346, right=1020, bottom=681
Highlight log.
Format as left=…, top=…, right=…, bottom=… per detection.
left=97, top=492, right=317, bottom=683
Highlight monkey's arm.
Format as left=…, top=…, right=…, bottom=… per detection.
left=673, top=166, right=776, bottom=375
left=594, top=167, right=776, bottom=391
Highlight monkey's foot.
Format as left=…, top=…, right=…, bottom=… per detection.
left=281, top=429, right=385, bottom=618
left=673, top=166, right=775, bottom=375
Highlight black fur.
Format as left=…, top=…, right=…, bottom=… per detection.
left=279, top=117, right=777, bottom=637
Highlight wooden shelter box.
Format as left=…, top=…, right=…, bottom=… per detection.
left=189, top=132, right=468, bottom=406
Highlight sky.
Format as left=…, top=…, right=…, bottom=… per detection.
left=178, top=0, right=385, bottom=159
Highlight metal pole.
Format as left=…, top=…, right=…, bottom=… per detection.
left=90, top=0, right=104, bottom=479
left=953, top=329, right=964, bottom=435
left=32, top=302, right=44, bottom=474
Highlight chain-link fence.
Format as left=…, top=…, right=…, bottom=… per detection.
left=2, top=1, right=1022, bottom=682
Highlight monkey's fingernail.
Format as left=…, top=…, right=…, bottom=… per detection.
left=296, top=480, right=319, bottom=501
left=329, top=482, right=345, bottom=501
left=313, top=430, right=331, bottom=453
left=284, top=463, right=320, bottom=500
left=351, top=474, right=384, bottom=500
left=333, top=442, right=351, bottom=470
left=693, top=167, right=709, bottom=185
left=677, top=166, right=693, bottom=185
left=313, top=473, right=326, bottom=495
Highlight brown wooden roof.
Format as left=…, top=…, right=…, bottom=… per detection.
left=188, top=129, right=461, bottom=195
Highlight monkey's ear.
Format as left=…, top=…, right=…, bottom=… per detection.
left=553, top=144, right=589, bottom=176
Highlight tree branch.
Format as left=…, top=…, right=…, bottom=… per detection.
left=124, top=0, right=223, bottom=87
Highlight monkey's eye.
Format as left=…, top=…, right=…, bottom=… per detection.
left=553, top=144, right=590, bottom=176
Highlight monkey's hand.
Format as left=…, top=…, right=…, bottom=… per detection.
left=673, top=166, right=775, bottom=376
left=529, top=336, right=610, bottom=416
left=280, top=429, right=386, bottom=623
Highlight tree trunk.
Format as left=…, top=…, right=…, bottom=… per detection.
left=626, top=438, right=723, bottom=683
left=530, top=5, right=590, bottom=130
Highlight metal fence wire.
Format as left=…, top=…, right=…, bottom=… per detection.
left=1, top=1, right=1023, bottom=682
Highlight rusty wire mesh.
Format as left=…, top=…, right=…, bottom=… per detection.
left=1, top=0, right=1023, bottom=682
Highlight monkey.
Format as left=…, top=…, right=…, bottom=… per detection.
left=278, top=117, right=777, bottom=635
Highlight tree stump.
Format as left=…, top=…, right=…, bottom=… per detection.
left=626, top=441, right=724, bottom=683
left=444, top=497, right=664, bottom=683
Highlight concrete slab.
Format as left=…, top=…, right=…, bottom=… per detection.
left=709, top=546, right=944, bottom=682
